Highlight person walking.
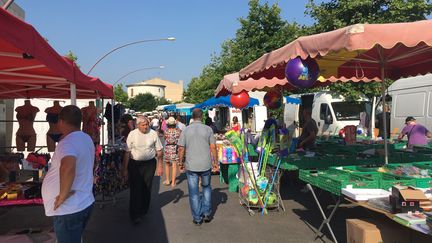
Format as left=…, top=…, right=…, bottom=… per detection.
left=41, top=105, right=95, bottom=243
left=398, top=116, right=432, bottom=149
left=176, top=115, right=186, bottom=131
left=122, top=115, right=163, bottom=225
left=178, top=108, right=218, bottom=225
left=163, top=117, right=181, bottom=187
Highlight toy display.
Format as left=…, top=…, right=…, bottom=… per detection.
left=263, top=89, right=282, bottom=109
left=285, top=57, right=319, bottom=88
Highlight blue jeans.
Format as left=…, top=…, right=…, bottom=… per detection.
left=186, top=169, right=212, bottom=221
left=53, top=204, right=93, bottom=243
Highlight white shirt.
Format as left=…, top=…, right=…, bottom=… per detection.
left=126, top=129, right=163, bottom=161
left=42, top=131, right=95, bottom=216
left=177, top=121, right=186, bottom=131
left=151, top=118, right=159, bottom=127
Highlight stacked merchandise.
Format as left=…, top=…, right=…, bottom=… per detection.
left=227, top=124, right=283, bottom=215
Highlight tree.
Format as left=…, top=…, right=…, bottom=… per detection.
left=65, top=50, right=80, bottom=68
left=183, top=0, right=302, bottom=103
left=114, top=84, right=129, bottom=105
left=156, top=97, right=171, bottom=106
left=128, top=93, right=158, bottom=112
left=304, top=0, right=432, bottom=100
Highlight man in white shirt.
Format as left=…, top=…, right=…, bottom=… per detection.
left=122, top=115, right=163, bottom=225
left=41, top=105, right=95, bottom=243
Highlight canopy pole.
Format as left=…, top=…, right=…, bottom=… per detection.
left=70, top=83, right=76, bottom=105
left=101, top=98, right=104, bottom=146
left=370, top=96, right=376, bottom=139
left=380, top=65, right=388, bottom=164
left=111, top=98, right=115, bottom=146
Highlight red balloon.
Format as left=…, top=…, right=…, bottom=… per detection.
left=230, top=91, right=250, bottom=109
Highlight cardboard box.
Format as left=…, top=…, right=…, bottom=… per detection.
left=346, top=218, right=410, bottom=243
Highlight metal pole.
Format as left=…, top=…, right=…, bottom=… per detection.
left=2, top=0, right=14, bottom=10
left=101, top=98, right=105, bottom=146
left=111, top=98, right=115, bottom=146
left=370, top=96, right=376, bottom=138
left=381, top=65, right=388, bottom=164
left=87, top=38, right=175, bottom=75
left=70, top=83, right=77, bottom=105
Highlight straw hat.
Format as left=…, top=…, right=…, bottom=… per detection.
left=167, top=117, right=176, bottom=125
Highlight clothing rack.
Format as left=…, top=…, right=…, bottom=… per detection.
left=93, top=149, right=127, bottom=208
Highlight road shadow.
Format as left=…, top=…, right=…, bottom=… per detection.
left=84, top=176, right=182, bottom=243
left=210, top=187, right=228, bottom=219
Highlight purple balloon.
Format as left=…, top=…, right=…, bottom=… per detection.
left=285, top=57, right=319, bottom=88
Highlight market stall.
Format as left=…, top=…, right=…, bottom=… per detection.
left=194, top=94, right=261, bottom=192
left=236, top=19, right=432, bottom=241
left=0, top=7, right=114, bottom=207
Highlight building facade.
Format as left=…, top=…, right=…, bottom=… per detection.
left=126, top=78, right=184, bottom=102
left=126, top=83, right=165, bottom=99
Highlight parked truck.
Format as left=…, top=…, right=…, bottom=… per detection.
left=386, top=73, right=432, bottom=134
left=284, top=91, right=371, bottom=137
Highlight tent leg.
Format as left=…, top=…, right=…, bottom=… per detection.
left=380, top=65, right=388, bottom=164
left=111, top=99, right=115, bottom=146
left=101, top=98, right=104, bottom=146
left=370, top=96, right=376, bottom=139
left=70, top=83, right=76, bottom=105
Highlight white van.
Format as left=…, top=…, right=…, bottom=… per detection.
left=387, top=74, right=432, bottom=133
left=284, top=91, right=370, bottom=136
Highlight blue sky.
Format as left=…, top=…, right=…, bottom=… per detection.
left=15, top=1, right=316, bottom=87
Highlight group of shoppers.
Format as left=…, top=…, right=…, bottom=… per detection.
left=41, top=106, right=217, bottom=242
left=38, top=101, right=432, bottom=242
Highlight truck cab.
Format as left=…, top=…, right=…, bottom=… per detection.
left=284, top=91, right=370, bottom=137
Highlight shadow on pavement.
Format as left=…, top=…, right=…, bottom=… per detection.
left=85, top=176, right=182, bottom=243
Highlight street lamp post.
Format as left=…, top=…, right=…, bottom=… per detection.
left=84, top=37, right=174, bottom=145
left=109, top=65, right=165, bottom=145
left=86, top=37, right=175, bottom=75
left=113, top=65, right=165, bottom=86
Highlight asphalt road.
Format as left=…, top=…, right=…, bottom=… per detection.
left=0, top=172, right=372, bottom=243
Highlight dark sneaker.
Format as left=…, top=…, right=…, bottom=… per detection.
left=202, top=215, right=212, bottom=223
left=192, top=219, right=203, bottom=226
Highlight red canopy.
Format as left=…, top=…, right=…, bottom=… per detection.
left=0, top=8, right=113, bottom=99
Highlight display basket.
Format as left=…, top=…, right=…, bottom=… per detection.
left=238, top=164, right=283, bottom=216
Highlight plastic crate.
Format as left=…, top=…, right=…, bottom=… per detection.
left=413, top=161, right=432, bottom=169
left=298, top=169, right=321, bottom=186
left=316, top=171, right=378, bottom=196
left=384, top=163, right=432, bottom=188
left=379, top=173, right=416, bottom=190
left=329, top=166, right=383, bottom=180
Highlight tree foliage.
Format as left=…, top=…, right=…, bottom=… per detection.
left=128, top=93, right=158, bottom=112
left=185, top=0, right=432, bottom=102
left=114, top=84, right=129, bottom=105
left=183, top=0, right=302, bottom=103
left=304, top=0, right=432, bottom=100
left=65, top=50, right=80, bottom=68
